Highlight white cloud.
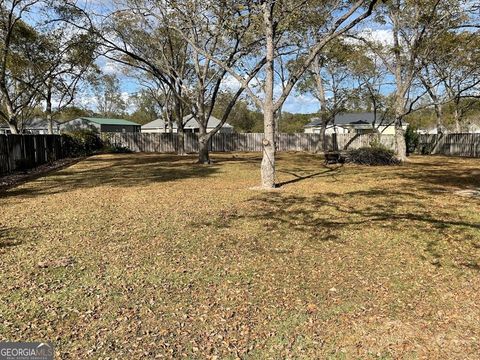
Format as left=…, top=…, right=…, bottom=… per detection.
left=348, top=28, right=394, bottom=47
left=220, top=75, right=241, bottom=91
left=283, top=92, right=318, bottom=114
left=368, top=29, right=394, bottom=46
left=101, top=59, right=123, bottom=75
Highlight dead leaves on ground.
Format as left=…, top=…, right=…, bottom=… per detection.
left=0, top=153, right=479, bottom=359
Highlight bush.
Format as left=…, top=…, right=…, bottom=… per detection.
left=62, top=129, right=103, bottom=156
left=346, top=146, right=400, bottom=166
left=103, top=144, right=132, bottom=154
left=405, top=125, right=419, bottom=155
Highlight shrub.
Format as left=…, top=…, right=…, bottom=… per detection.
left=62, top=129, right=103, bottom=156
left=346, top=146, right=400, bottom=166
left=405, top=125, right=419, bottom=155
left=103, top=144, right=132, bottom=154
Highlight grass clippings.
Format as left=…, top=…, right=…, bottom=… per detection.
left=0, top=153, right=479, bottom=359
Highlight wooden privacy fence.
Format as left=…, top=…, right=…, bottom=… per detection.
left=335, top=133, right=396, bottom=151
left=0, top=135, right=66, bottom=175
left=103, top=132, right=396, bottom=153
left=418, top=133, right=480, bottom=157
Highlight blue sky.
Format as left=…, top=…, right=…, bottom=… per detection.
left=30, top=1, right=394, bottom=115
left=92, top=27, right=395, bottom=115
left=97, top=57, right=322, bottom=114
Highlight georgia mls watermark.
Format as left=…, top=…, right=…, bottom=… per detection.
left=0, top=343, right=53, bottom=360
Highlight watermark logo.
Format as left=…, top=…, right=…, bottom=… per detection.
left=0, top=343, right=53, bottom=360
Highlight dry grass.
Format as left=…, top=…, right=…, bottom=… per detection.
left=0, top=152, right=479, bottom=359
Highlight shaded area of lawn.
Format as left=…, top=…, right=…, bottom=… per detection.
left=204, top=189, right=479, bottom=270
left=401, top=158, right=480, bottom=189
left=0, top=153, right=479, bottom=359
left=0, top=227, right=23, bottom=249
left=0, top=154, right=221, bottom=199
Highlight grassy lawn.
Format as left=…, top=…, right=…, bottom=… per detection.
left=0, top=153, right=479, bottom=359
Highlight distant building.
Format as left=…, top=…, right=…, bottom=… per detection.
left=468, top=123, right=480, bottom=134
left=60, top=117, right=141, bottom=133
left=415, top=126, right=448, bottom=135
left=416, top=123, right=480, bottom=134
left=304, top=112, right=407, bottom=135
left=142, top=114, right=234, bottom=134
left=0, top=118, right=60, bottom=135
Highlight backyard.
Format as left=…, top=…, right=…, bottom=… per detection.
left=0, top=153, right=479, bottom=359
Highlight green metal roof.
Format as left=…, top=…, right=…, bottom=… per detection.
left=80, top=117, right=140, bottom=126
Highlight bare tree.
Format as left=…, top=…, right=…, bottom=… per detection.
left=55, top=0, right=193, bottom=154
left=298, top=40, right=361, bottom=151
left=148, top=0, right=265, bottom=163
left=431, top=32, right=480, bottom=131
left=354, top=0, right=467, bottom=159
left=173, top=0, right=378, bottom=187
left=0, top=0, right=45, bottom=133
left=37, top=22, right=97, bottom=133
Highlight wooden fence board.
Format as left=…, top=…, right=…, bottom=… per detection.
left=102, top=132, right=398, bottom=153
left=89, top=131, right=480, bottom=158
left=0, top=134, right=69, bottom=176
left=418, top=133, right=480, bottom=157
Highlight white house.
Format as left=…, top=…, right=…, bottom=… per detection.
left=142, top=114, right=234, bottom=134
left=468, top=123, right=480, bottom=133
left=416, top=122, right=480, bottom=134
left=304, top=112, right=407, bottom=135
left=59, top=117, right=141, bottom=133
left=0, top=118, right=60, bottom=134
left=415, top=126, right=448, bottom=135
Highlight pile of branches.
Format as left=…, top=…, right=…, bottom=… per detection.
left=346, top=147, right=401, bottom=166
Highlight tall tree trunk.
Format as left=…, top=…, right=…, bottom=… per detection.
left=312, top=54, right=330, bottom=153
left=435, top=102, right=443, bottom=134
left=8, top=122, right=18, bottom=134
left=46, top=81, right=54, bottom=134
left=167, top=116, right=173, bottom=134
left=261, top=2, right=276, bottom=189
left=395, top=122, right=406, bottom=161
left=46, top=101, right=53, bottom=134
left=47, top=113, right=53, bottom=134
left=320, top=121, right=328, bottom=152
left=275, top=108, right=282, bottom=133
left=394, top=91, right=407, bottom=161
left=198, top=131, right=210, bottom=164
left=394, top=99, right=407, bottom=161
left=174, top=98, right=186, bottom=155
left=177, top=125, right=186, bottom=155
left=454, top=105, right=461, bottom=132
left=391, top=12, right=407, bottom=161
left=5, top=101, right=18, bottom=134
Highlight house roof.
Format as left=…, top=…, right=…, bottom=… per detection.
left=1, top=118, right=60, bottom=129
left=305, top=112, right=394, bottom=128
left=73, top=117, right=140, bottom=126
left=142, top=114, right=233, bottom=129
left=141, top=118, right=169, bottom=129
left=24, top=118, right=60, bottom=129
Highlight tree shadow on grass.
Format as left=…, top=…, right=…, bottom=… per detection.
left=276, top=165, right=342, bottom=187
left=0, top=227, right=22, bottom=250
left=0, top=154, right=221, bottom=199
left=211, top=153, right=263, bottom=165
left=401, top=157, right=480, bottom=190
left=200, top=187, right=480, bottom=270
